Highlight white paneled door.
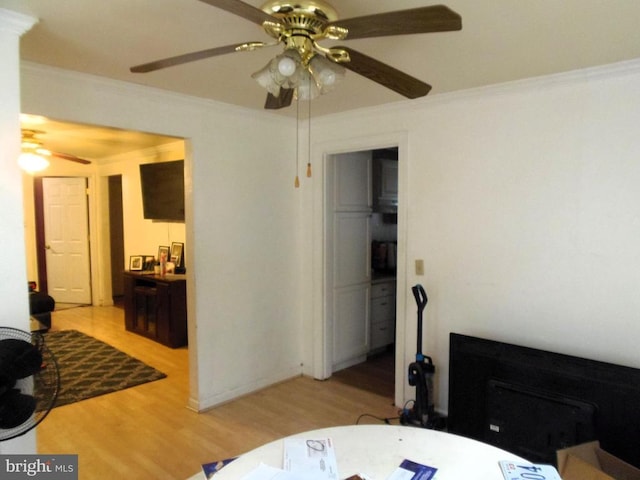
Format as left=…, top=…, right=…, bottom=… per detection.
left=42, top=177, right=92, bottom=304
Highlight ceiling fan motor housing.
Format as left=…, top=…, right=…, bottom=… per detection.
left=260, top=1, right=349, bottom=66
left=260, top=0, right=339, bottom=25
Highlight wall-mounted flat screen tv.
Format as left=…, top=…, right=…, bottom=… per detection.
left=139, top=160, right=185, bottom=222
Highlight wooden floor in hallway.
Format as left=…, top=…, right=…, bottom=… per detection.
left=332, top=348, right=395, bottom=399
left=36, top=305, right=399, bottom=479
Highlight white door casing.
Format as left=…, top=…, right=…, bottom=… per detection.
left=42, top=177, right=92, bottom=304
left=314, top=131, right=408, bottom=408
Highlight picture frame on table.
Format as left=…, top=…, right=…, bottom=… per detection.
left=157, top=245, right=170, bottom=262
left=129, top=255, right=143, bottom=271
left=171, top=242, right=184, bottom=267
left=143, top=256, right=155, bottom=271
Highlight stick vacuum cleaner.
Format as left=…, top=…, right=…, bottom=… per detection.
left=400, top=284, right=444, bottom=429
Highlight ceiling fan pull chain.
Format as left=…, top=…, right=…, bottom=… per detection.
left=307, top=93, right=312, bottom=178
left=295, top=96, right=300, bottom=188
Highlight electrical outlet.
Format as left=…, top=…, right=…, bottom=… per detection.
left=415, top=259, right=424, bottom=276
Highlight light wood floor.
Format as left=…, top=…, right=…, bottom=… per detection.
left=37, top=305, right=399, bottom=479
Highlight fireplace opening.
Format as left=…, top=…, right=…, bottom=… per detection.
left=448, top=333, right=640, bottom=467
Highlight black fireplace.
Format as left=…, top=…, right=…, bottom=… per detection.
left=448, top=332, right=640, bottom=467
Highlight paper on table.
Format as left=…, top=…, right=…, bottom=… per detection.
left=498, top=461, right=562, bottom=480
left=283, top=438, right=339, bottom=480
left=240, top=463, right=300, bottom=480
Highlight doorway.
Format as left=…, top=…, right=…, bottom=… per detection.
left=324, top=146, right=398, bottom=399
left=23, top=116, right=187, bottom=309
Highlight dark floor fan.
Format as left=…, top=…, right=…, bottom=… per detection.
left=0, top=327, right=59, bottom=441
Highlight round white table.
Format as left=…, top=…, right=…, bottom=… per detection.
left=188, top=424, right=524, bottom=479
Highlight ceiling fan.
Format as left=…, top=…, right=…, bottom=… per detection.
left=20, top=129, right=91, bottom=172
left=130, top=0, right=462, bottom=109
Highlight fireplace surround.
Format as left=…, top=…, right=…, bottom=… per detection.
left=447, top=332, right=640, bottom=467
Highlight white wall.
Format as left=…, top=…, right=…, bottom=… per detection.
left=97, top=145, right=189, bottom=282
left=308, top=59, right=640, bottom=412
left=0, top=6, right=37, bottom=454
left=100, top=144, right=187, bottom=270
left=20, top=63, right=303, bottom=411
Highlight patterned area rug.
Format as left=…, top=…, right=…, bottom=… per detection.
left=41, top=329, right=167, bottom=408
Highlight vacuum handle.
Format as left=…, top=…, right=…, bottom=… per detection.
left=412, top=284, right=428, bottom=358
left=412, top=284, right=428, bottom=312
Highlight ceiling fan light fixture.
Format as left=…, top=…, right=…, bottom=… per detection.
left=296, top=69, right=320, bottom=101
left=19, top=132, right=52, bottom=173
left=251, top=62, right=282, bottom=97
left=21, top=140, right=40, bottom=150
left=253, top=49, right=304, bottom=94
left=254, top=48, right=344, bottom=100
left=277, top=54, right=297, bottom=77
left=36, top=147, right=52, bottom=157
left=18, top=152, right=50, bottom=173
left=272, top=50, right=303, bottom=88
left=309, top=54, right=345, bottom=93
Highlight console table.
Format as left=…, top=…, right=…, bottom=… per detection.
left=123, top=272, right=187, bottom=348
left=187, top=424, right=525, bottom=480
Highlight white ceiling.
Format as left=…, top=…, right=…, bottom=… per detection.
left=5, top=0, right=640, bottom=158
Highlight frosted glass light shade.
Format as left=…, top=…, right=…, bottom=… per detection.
left=309, top=55, right=345, bottom=94
left=252, top=49, right=345, bottom=100
left=251, top=63, right=281, bottom=97
left=252, top=50, right=303, bottom=95
left=296, top=70, right=320, bottom=101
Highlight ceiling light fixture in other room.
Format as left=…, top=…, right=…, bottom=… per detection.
left=18, top=135, right=51, bottom=173
left=18, top=152, right=50, bottom=173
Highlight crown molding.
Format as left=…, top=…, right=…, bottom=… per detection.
left=20, top=61, right=290, bottom=125
left=0, top=8, right=37, bottom=36
left=100, top=140, right=184, bottom=165
left=315, top=57, right=640, bottom=124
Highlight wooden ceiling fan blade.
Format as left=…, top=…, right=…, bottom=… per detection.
left=130, top=43, right=257, bottom=73
left=264, top=89, right=294, bottom=110
left=338, top=47, right=431, bottom=99
left=51, top=152, right=91, bottom=165
left=197, top=0, right=276, bottom=26
left=329, top=5, right=462, bottom=40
